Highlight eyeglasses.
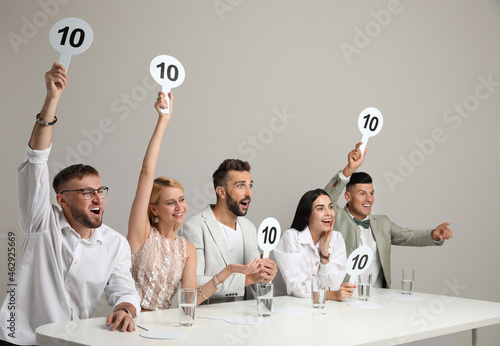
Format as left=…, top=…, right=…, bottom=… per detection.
left=60, top=186, right=109, bottom=200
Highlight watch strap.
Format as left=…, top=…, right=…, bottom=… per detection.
left=114, top=307, right=133, bottom=318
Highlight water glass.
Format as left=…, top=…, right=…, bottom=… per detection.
left=401, top=268, right=415, bottom=295
left=178, top=288, right=197, bottom=326
left=256, top=282, right=273, bottom=317
left=311, top=276, right=327, bottom=311
left=358, top=273, right=372, bottom=301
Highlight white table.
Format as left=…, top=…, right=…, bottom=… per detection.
left=36, top=289, right=500, bottom=346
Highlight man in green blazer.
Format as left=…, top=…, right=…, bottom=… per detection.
left=324, top=143, right=453, bottom=288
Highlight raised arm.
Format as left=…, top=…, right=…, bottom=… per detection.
left=127, top=91, right=173, bottom=254
left=342, top=142, right=365, bottom=178
left=325, top=143, right=366, bottom=206
left=28, top=62, right=68, bottom=150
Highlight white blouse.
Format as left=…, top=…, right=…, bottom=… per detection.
left=274, top=227, right=346, bottom=298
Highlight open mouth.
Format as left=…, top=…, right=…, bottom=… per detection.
left=173, top=212, right=184, bottom=218
left=240, top=200, right=250, bottom=209
left=90, top=207, right=101, bottom=216
left=321, top=219, right=332, bottom=225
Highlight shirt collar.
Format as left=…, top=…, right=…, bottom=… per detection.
left=59, top=209, right=103, bottom=244
left=89, top=227, right=104, bottom=244
left=297, top=226, right=315, bottom=247
left=345, top=206, right=370, bottom=222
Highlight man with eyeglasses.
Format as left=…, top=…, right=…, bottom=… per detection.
left=0, top=63, right=140, bottom=346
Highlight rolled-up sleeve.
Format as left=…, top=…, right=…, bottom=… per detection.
left=17, top=145, right=52, bottom=234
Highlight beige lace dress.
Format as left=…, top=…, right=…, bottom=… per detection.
left=131, top=227, right=187, bottom=310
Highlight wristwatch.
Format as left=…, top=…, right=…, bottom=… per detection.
left=114, top=307, right=133, bottom=318
left=212, top=274, right=223, bottom=289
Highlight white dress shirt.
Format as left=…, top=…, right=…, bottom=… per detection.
left=0, top=145, right=140, bottom=345
left=274, top=227, right=346, bottom=298
left=352, top=214, right=385, bottom=288
left=338, top=171, right=384, bottom=287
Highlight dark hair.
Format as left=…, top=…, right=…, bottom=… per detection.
left=212, top=159, right=251, bottom=190
left=53, top=164, right=100, bottom=193
left=290, top=188, right=330, bottom=232
left=346, top=172, right=372, bottom=191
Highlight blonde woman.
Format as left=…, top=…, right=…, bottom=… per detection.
left=128, top=92, right=259, bottom=311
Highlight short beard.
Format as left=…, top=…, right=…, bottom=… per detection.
left=70, top=204, right=103, bottom=229
left=226, top=192, right=248, bottom=217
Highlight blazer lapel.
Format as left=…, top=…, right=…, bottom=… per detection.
left=369, top=217, right=385, bottom=255
left=202, top=206, right=231, bottom=266
left=369, top=216, right=391, bottom=286
left=343, top=204, right=361, bottom=248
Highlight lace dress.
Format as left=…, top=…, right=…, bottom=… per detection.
left=131, top=227, right=187, bottom=310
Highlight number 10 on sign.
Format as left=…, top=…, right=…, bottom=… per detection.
left=149, top=55, right=186, bottom=114
left=357, top=107, right=384, bottom=157
left=49, top=17, right=93, bottom=71
left=257, top=217, right=281, bottom=258
left=346, top=246, right=374, bottom=284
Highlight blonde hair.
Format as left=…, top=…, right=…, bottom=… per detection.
left=148, top=177, right=185, bottom=231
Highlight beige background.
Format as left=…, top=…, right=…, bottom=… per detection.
left=1, top=1, right=500, bottom=345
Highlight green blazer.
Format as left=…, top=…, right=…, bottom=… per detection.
left=324, top=172, right=439, bottom=287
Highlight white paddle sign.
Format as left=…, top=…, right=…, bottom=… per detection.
left=257, top=217, right=281, bottom=258
left=49, top=17, right=93, bottom=71
left=149, top=55, right=186, bottom=113
left=346, top=246, right=374, bottom=284
left=357, top=107, right=383, bottom=157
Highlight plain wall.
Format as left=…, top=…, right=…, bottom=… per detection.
left=1, top=1, right=500, bottom=345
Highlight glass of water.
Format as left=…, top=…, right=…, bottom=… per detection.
left=178, top=288, right=197, bottom=326
left=401, top=268, right=415, bottom=295
left=358, top=273, right=372, bottom=301
left=311, top=276, right=327, bottom=312
left=256, top=282, right=273, bottom=317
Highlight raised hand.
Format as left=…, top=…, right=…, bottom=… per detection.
left=29, top=63, right=68, bottom=150
left=343, top=142, right=366, bottom=177
left=154, top=91, right=173, bottom=118
left=45, top=62, right=67, bottom=100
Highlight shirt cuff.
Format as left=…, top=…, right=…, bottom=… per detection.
left=114, top=295, right=141, bottom=317
left=430, top=233, right=444, bottom=246
left=24, top=144, right=51, bottom=164
left=318, top=259, right=334, bottom=274
left=338, top=170, right=349, bottom=182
